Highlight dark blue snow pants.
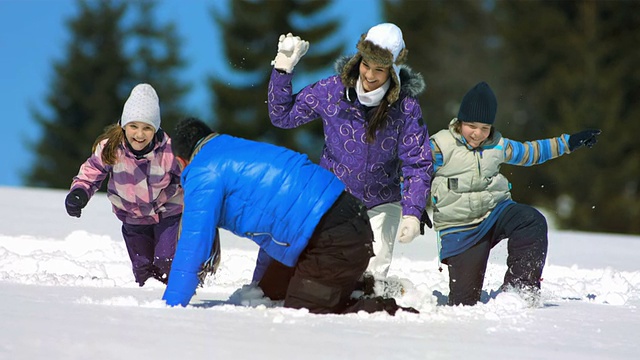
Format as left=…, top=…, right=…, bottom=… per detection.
left=444, top=203, right=548, bottom=306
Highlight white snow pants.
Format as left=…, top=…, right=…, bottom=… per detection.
left=365, top=202, right=402, bottom=278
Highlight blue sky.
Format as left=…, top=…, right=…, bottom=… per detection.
left=0, top=0, right=381, bottom=187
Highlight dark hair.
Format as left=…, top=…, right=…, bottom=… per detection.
left=172, top=117, right=214, bottom=159
left=366, top=96, right=391, bottom=143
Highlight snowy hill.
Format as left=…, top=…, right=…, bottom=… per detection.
left=1, top=186, right=639, bottom=359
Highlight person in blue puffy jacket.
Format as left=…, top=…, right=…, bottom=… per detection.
left=162, top=117, right=416, bottom=315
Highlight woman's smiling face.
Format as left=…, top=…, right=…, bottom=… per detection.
left=359, top=58, right=390, bottom=92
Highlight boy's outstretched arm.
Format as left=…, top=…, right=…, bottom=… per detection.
left=504, top=129, right=601, bottom=166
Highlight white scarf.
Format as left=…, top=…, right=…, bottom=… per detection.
left=356, top=77, right=390, bottom=107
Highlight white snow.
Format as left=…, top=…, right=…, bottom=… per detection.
left=1, top=186, right=639, bottom=359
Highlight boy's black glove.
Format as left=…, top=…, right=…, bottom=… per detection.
left=569, top=129, right=601, bottom=151
left=65, top=189, right=89, bottom=218
left=419, top=209, right=433, bottom=235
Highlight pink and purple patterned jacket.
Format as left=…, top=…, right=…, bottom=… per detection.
left=70, top=132, right=183, bottom=225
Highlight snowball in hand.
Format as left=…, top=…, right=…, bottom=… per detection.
left=279, top=36, right=295, bottom=52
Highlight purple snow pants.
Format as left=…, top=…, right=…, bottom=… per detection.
left=121, top=214, right=181, bottom=286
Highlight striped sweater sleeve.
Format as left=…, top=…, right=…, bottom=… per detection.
left=504, top=134, right=571, bottom=166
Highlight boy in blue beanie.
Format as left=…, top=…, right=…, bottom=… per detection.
left=429, top=81, right=601, bottom=306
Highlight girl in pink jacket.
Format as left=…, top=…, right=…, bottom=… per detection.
left=65, top=83, right=183, bottom=286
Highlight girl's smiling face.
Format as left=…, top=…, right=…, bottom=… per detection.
left=359, top=58, right=391, bottom=92
left=123, top=121, right=155, bottom=151
left=460, top=121, right=492, bottom=148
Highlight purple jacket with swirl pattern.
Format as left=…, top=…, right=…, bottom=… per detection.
left=267, top=57, right=432, bottom=218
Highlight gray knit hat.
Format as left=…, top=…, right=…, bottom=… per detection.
left=457, top=82, right=497, bottom=124
left=340, top=23, right=408, bottom=105
left=120, top=83, right=161, bottom=132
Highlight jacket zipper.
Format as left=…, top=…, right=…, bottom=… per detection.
left=245, top=232, right=290, bottom=247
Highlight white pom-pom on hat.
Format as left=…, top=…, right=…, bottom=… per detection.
left=120, top=83, right=161, bottom=132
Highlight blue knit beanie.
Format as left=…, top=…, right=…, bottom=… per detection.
left=457, top=81, right=497, bottom=124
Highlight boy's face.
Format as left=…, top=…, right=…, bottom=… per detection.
left=460, top=122, right=492, bottom=148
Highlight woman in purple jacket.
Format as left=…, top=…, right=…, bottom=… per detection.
left=267, top=23, right=433, bottom=280
left=64, top=83, right=183, bottom=287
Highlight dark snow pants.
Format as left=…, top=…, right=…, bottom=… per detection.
left=121, top=213, right=181, bottom=286
left=444, top=203, right=548, bottom=306
left=264, top=192, right=375, bottom=314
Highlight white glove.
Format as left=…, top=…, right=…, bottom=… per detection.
left=271, top=33, right=309, bottom=74
left=397, top=216, right=421, bottom=243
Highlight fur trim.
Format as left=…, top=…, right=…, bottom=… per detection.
left=358, top=33, right=408, bottom=67
left=398, top=64, right=426, bottom=98
left=335, top=55, right=426, bottom=102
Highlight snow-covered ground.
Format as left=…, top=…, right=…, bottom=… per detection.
left=1, top=186, right=639, bottom=359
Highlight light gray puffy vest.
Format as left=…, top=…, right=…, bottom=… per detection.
left=430, top=127, right=512, bottom=231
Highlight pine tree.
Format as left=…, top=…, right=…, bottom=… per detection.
left=26, top=0, right=188, bottom=189
left=496, top=1, right=640, bottom=234
left=209, top=0, right=343, bottom=161
left=26, top=0, right=129, bottom=189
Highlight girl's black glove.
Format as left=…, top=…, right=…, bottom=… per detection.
left=569, top=129, right=601, bottom=151
left=65, top=189, right=88, bottom=218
